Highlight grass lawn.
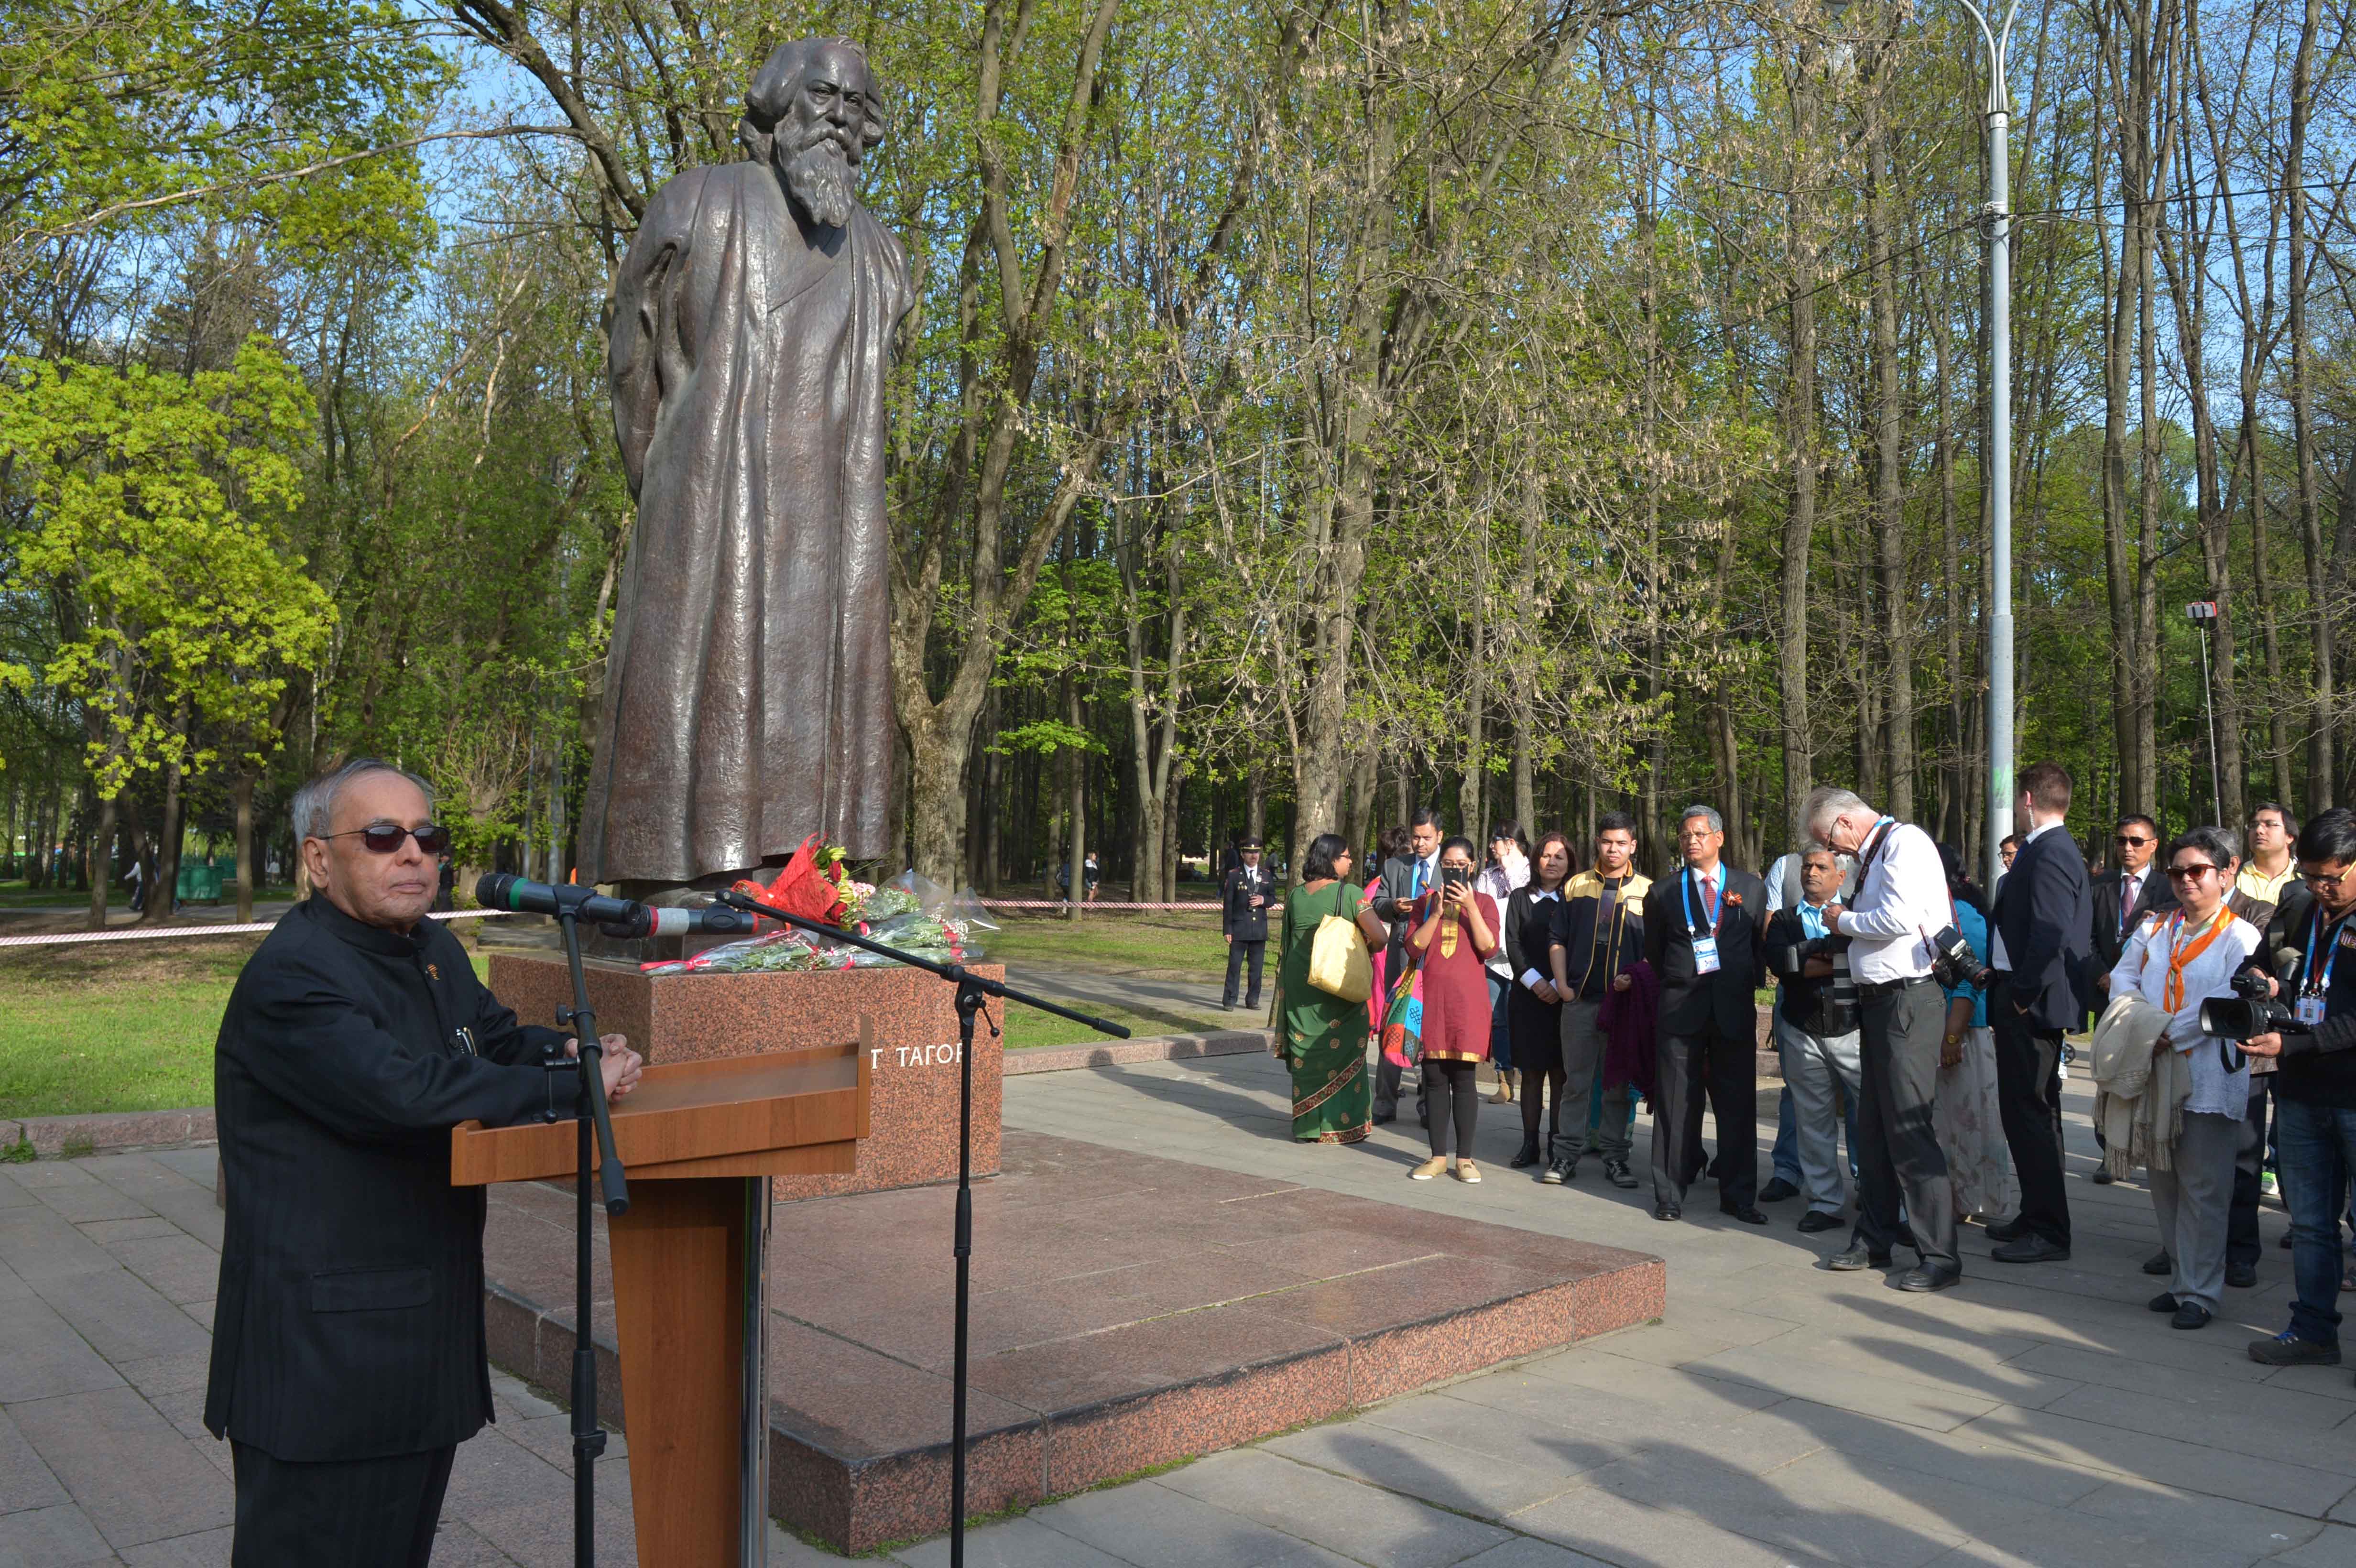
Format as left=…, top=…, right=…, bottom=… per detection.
left=985, top=910, right=1232, bottom=976
left=0, top=937, right=491, bottom=1120
left=0, top=910, right=1245, bottom=1118
left=995, top=997, right=1250, bottom=1051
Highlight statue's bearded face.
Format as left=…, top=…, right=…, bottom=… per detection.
left=774, top=46, right=874, bottom=230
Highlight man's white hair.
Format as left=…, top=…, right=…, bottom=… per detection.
left=292, top=758, right=434, bottom=841
left=1802, top=786, right=1873, bottom=838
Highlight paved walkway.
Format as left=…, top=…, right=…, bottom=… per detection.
left=7, top=1054, right=2356, bottom=1566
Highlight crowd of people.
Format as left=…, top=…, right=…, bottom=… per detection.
left=1262, top=764, right=2356, bottom=1359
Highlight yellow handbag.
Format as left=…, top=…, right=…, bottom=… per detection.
left=1306, top=883, right=1373, bottom=1004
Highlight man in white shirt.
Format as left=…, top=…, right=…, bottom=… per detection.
left=1808, top=786, right=1962, bottom=1291
left=2239, top=803, right=2299, bottom=908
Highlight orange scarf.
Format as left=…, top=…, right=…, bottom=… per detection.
left=2161, top=907, right=2231, bottom=1013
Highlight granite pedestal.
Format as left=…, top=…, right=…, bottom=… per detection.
left=480, top=1130, right=1666, bottom=1553
left=488, top=956, right=1002, bottom=1199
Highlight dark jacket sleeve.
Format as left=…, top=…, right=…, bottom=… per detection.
left=229, top=952, right=575, bottom=1144
left=468, top=976, right=571, bottom=1067
left=1643, top=881, right=1668, bottom=972
left=1503, top=891, right=1535, bottom=979
left=1220, top=870, right=1237, bottom=936
left=2010, top=848, right=2073, bottom=1002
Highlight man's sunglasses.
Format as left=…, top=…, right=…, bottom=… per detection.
left=2114, top=834, right=2152, bottom=847
left=321, top=823, right=451, bottom=856
left=2302, top=866, right=2355, bottom=890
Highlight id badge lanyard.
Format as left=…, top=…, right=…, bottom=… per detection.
left=2300, top=913, right=2348, bottom=1027
left=1683, top=869, right=1722, bottom=975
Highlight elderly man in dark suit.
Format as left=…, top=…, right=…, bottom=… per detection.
left=2082, top=811, right=2177, bottom=1184
left=1985, top=762, right=2094, bottom=1263
left=1642, top=805, right=1770, bottom=1224
left=204, top=759, right=643, bottom=1567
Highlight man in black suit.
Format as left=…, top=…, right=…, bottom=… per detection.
left=1985, top=762, right=2094, bottom=1263
left=2089, top=811, right=2177, bottom=997
left=1642, top=805, right=1770, bottom=1224
left=1221, top=835, right=1276, bottom=1009
left=2083, top=811, right=2176, bottom=1184
left=205, top=759, right=643, bottom=1567
left=1372, top=808, right=1445, bottom=1123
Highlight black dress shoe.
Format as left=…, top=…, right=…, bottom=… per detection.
left=2147, top=1291, right=2179, bottom=1313
left=1653, top=1203, right=1682, bottom=1222
left=1797, top=1209, right=1843, bottom=1233
left=2142, top=1251, right=2172, bottom=1276
left=1984, top=1217, right=2029, bottom=1243
left=2226, top=1262, right=2258, bottom=1289
left=1721, top=1204, right=1768, bottom=1225
left=1757, top=1178, right=1800, bottom=1203
left=2172, top=1302, right=2214, bottom=1330
left=1827, top=1245, right=1889, bottom=1272
left=1509, top=1138, right=1541, bottom=1169
left=1989, top=1237, right=2071, bottom=1264
left=1898, top=1265, right=1962, bottom=1293
left=1372, top=1113, right=1396, bottom=1126
left=2092, top=1167, right=2117, bottom=1185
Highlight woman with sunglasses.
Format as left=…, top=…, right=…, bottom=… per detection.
left=2107, top=827, right=2260, bottom=1329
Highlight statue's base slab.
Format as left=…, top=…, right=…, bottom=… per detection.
left=487, top=956, right=1003, bottom=1200
left=480, top=1130, right=1666, bottom=1553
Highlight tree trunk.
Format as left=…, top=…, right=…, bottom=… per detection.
left=144, top=751, right=187, bottom=926
left=85, top=795, right=116, bottom=931
left=1779, top=46, right=1820, bottom=846
left=1866, top=74, right=1913, bottom=822
left=233, top=772, right=259, bottom=924
left=1459, top=496, right=1490, bottom=841
left=1064, top=673, right=1085, bottom=922
left=2286, top=0, right=2329, bottom=808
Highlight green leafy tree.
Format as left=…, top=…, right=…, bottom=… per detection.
left=0, top=334, right=336, bottom=923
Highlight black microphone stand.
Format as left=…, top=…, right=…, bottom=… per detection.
left=547, top=906, right=630, bottom=1568
left=711, top=889, right=1128, bottom=1566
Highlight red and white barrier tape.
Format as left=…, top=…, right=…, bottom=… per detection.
left=0, top=907, right=499, bottom=949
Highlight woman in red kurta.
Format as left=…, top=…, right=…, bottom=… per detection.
left=1407, top=836, right=1501, bottom=1182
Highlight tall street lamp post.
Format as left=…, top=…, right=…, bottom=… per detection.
left=1959, top=0, right=2019, bottom=893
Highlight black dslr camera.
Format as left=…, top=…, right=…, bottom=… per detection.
left=1770, top=932, right=1848, bottom=982
left=1929, top=926, right=1993, bottom=991
left=2199, top=970, right=2306, bottom=1041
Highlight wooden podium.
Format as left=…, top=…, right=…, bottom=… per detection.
left=452, top=1041, right=871, bottom=1566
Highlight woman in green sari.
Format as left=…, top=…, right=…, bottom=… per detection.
left=1276, top=832, right=1395, bottom=1144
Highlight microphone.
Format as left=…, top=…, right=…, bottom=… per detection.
left=475, top=874, right=750, bottom=938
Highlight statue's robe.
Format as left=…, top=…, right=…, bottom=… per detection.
left=582, top=161, right=913, bottom=883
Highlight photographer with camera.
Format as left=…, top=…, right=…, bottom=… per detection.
left=1806, top=787, right=1963, bottom=1292
left=2106, top=828, right=2260, bottom=1330
left=2243, top=808, right=2356, bottom=1368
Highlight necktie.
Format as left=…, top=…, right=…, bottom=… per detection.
left=1701, top=874, right=1717, bottom=929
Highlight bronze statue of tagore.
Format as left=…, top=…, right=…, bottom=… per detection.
left=579, top=37, right=913, bottom=893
